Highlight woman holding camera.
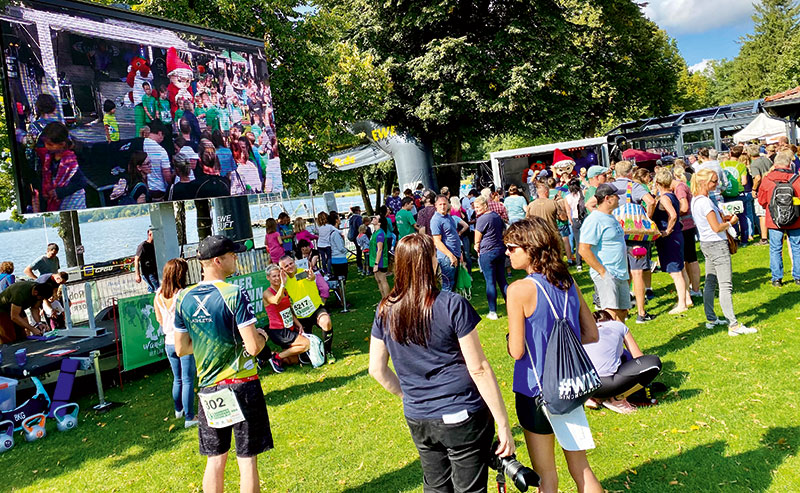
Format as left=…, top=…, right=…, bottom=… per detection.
left=369, top=234, right=514, bottom=492
left=505, top=218, right=602, bottom=493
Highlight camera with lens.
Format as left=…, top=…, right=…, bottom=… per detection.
left=488, top=441, right=540, bottom=492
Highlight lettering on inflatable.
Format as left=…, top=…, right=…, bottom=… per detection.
left=333, top=155, right=357, bottom=167
left=370, top=126, right=397, bottom=142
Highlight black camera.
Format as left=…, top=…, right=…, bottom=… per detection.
left=488, top=441, right=540, bottom=492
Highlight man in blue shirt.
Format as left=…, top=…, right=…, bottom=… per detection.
left=431, top=194, right=469, bottom=291
left=578, top=184, right=631, bottom=322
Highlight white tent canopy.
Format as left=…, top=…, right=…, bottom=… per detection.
left=733, top=113, right=787, bottom=143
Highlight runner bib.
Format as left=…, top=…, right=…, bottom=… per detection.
left=199, top=388, right=245, bottom=428
left=279, top=307, right=293, bottom=328
left=293, top=295, right=316, bottom=318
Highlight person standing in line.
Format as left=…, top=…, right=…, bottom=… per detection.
left=473, top=196, right=507, bottom=320
left=154, top=258, right=197, bottom=429
left=563, top=178, right=585, bottom=272
left=370, top=216, right=392, bottom=298
left=135, top=228, right=160, bottom=292
left=648, top=169, right=688, bottom=314
left=691, top=169, right=757, bottom=336
left=578, top=184, right=631, bottom=323
left=395, top=197, right=419, bottom=240
left=348, top=206, right=365, bottom=274
left=610, top=161, right=656, bottom=324
left=504, top=184, right=528, bottom=224
left=583, top=166, right=610, bottom=211
left=369, top=234, right=515, bottom=492
left=504, top=218, right=602, bottom=493
left=672, top=170, right=702, bottom=298
left=174, top=235, right=272, bottom=493
left=431, top=194, right=469, bottom=292
left=24, top=243, right=60, bottom=279
left=416, top=191, right=438, bottom=236
left=749, top=144, right=772, bottom=244
left=385, top=187, right=403, bottom=216
left=757, top=151, right=800, bottom=287
left=316, top=212, right=334, bottom=275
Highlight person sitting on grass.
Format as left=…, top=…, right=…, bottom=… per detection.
left=582, top=310, right=662, bottom=414
left=278, top=255, right=335, bottom=363
left=262, top=265, right=311, bottom=373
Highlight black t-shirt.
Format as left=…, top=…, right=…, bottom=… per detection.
left=371, top=291, right=485, bottom=419
left=0, top=281, right=38, bottom=313
left=195, top=175, right=231, bottom=199
left=136, top=241, right=157, bottom=275
left=168, top=180, right=199, bottom=201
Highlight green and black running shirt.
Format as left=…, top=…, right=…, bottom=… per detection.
left=174, top=280, right=259, bottom=388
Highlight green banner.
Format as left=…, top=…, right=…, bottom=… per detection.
left=119, top=292, right=163, bottom=371
left=118, top=271, right=270, bottom=371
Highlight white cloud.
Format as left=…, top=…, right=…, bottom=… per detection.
left=688, top=58, right=712, bottom=73
left=642, top=0, right=754, bottom=34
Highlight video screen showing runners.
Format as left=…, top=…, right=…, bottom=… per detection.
left=1, top=0, right=282, bottom=213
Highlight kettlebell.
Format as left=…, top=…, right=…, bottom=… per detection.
left=54, top=403, right=79, bottom=432
left=22, top=414, right=47, bottom=442
left=0, top=420, right=14, bottom=453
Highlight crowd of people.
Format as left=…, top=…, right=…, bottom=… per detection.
left=22, top=64, right=280, bottom=212
left=7, top=137, right=800, bottom=492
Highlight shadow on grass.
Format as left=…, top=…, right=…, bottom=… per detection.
left=602, top=426, right=800, bottom=492
left=645, top=322, right=718, bottom=357
left=263, top=369, right=368, bottom=407
left=340, top=458, right=422, bottom=492
left=736, top=289, right=800, bottom=325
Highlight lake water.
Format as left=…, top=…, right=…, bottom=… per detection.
left=0, top=194, right=373, bottom=271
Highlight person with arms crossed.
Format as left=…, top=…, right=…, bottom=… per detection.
left=578, top=184, right=631, bottom=322
left=174, top=235, right=273, bottom=493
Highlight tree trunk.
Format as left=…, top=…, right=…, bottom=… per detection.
left=195, top=199, right=213, bottom=240
left=175, top=201, right=187, bottom=248
left=383, top=169, right=396, bottom=199
left=58, top=211, right=84, bottom=267
left=355, top=170, right=374, bottom=215
left=374, top=171, right=383, bottom=213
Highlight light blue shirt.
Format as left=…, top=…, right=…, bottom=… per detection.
left=580, top=210, right=629, bottom=280
left=430, top=212, right=462, bottom=258
left=504, top=195, right=528, bottom=223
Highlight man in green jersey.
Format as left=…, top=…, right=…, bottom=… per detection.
left=395, top=197, right=420, bottom=239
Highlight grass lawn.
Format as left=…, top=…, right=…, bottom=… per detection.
left=2, top=242, right=800, bottom=492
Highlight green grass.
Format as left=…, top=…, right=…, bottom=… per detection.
left=3, top=243, right=800, bottom=492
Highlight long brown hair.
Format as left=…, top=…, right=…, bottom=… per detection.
left=378, top=234, right=438, bottom=347
left=503, top=217, right=573, bottom=291
left=161, top=258, right=188, bottom=299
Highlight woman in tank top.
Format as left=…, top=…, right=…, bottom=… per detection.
left=505, top=217, right=602, bottom=493
left=154, top=258, right=197, bottom=428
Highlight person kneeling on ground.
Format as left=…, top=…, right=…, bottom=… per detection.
left=263, top=265, right=311, bottom=373
left=583, top=310, right=662, bottom=414
left=278, top=255, right=335, bottom=363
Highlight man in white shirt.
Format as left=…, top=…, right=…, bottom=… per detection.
left=695, top=148, right=727, bottom=203
left=143, top=121, right=173, bottom=201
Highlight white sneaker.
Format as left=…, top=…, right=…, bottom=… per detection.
left=705, top=319, right=728, bottom=330
left=175, top=410, right=184, bottom=419
left=185, top=419, right=199, bottom=428
left=486, top=311, right=498, bottom=320
left=576, top=265, right=583, bottom=272
left=728, top=324, right=757, bottom=336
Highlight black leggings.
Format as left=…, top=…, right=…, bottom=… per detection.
left=593, top=354, right=662, bottom=399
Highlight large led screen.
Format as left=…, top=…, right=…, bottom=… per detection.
left=1, top=0, right=283, bottom=213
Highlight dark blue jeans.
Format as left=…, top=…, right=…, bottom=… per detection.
left=438, top=255, right=457, bottom=292
left=165, top=344, right=196, bottom=419
left=143, top=272, right=160, bottom=293
left=479, top=249, right=508, bottom=312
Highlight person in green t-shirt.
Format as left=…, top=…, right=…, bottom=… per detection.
left=141, top=82, right=158, bottom=124
left=103, top=100, right=119, bottom=142
left=395, top=197, right=419, bottom=239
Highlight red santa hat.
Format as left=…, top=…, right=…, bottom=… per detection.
left=552, top=148, right=575, bottom=169
left=167, top=47, right=193, bottom=78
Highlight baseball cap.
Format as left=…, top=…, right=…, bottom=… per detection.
left=593, top=183, right=617, bottom=203
left=587, top=165, right=609, bottom=179
left=197, top=235, right=247, bottom=260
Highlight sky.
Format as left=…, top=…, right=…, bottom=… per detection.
left=642, top=0, right=757, bottom=72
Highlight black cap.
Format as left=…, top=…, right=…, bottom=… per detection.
left=594, top=183, right=618, bottom=203
left=197, top=235, right=247, bottom=260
